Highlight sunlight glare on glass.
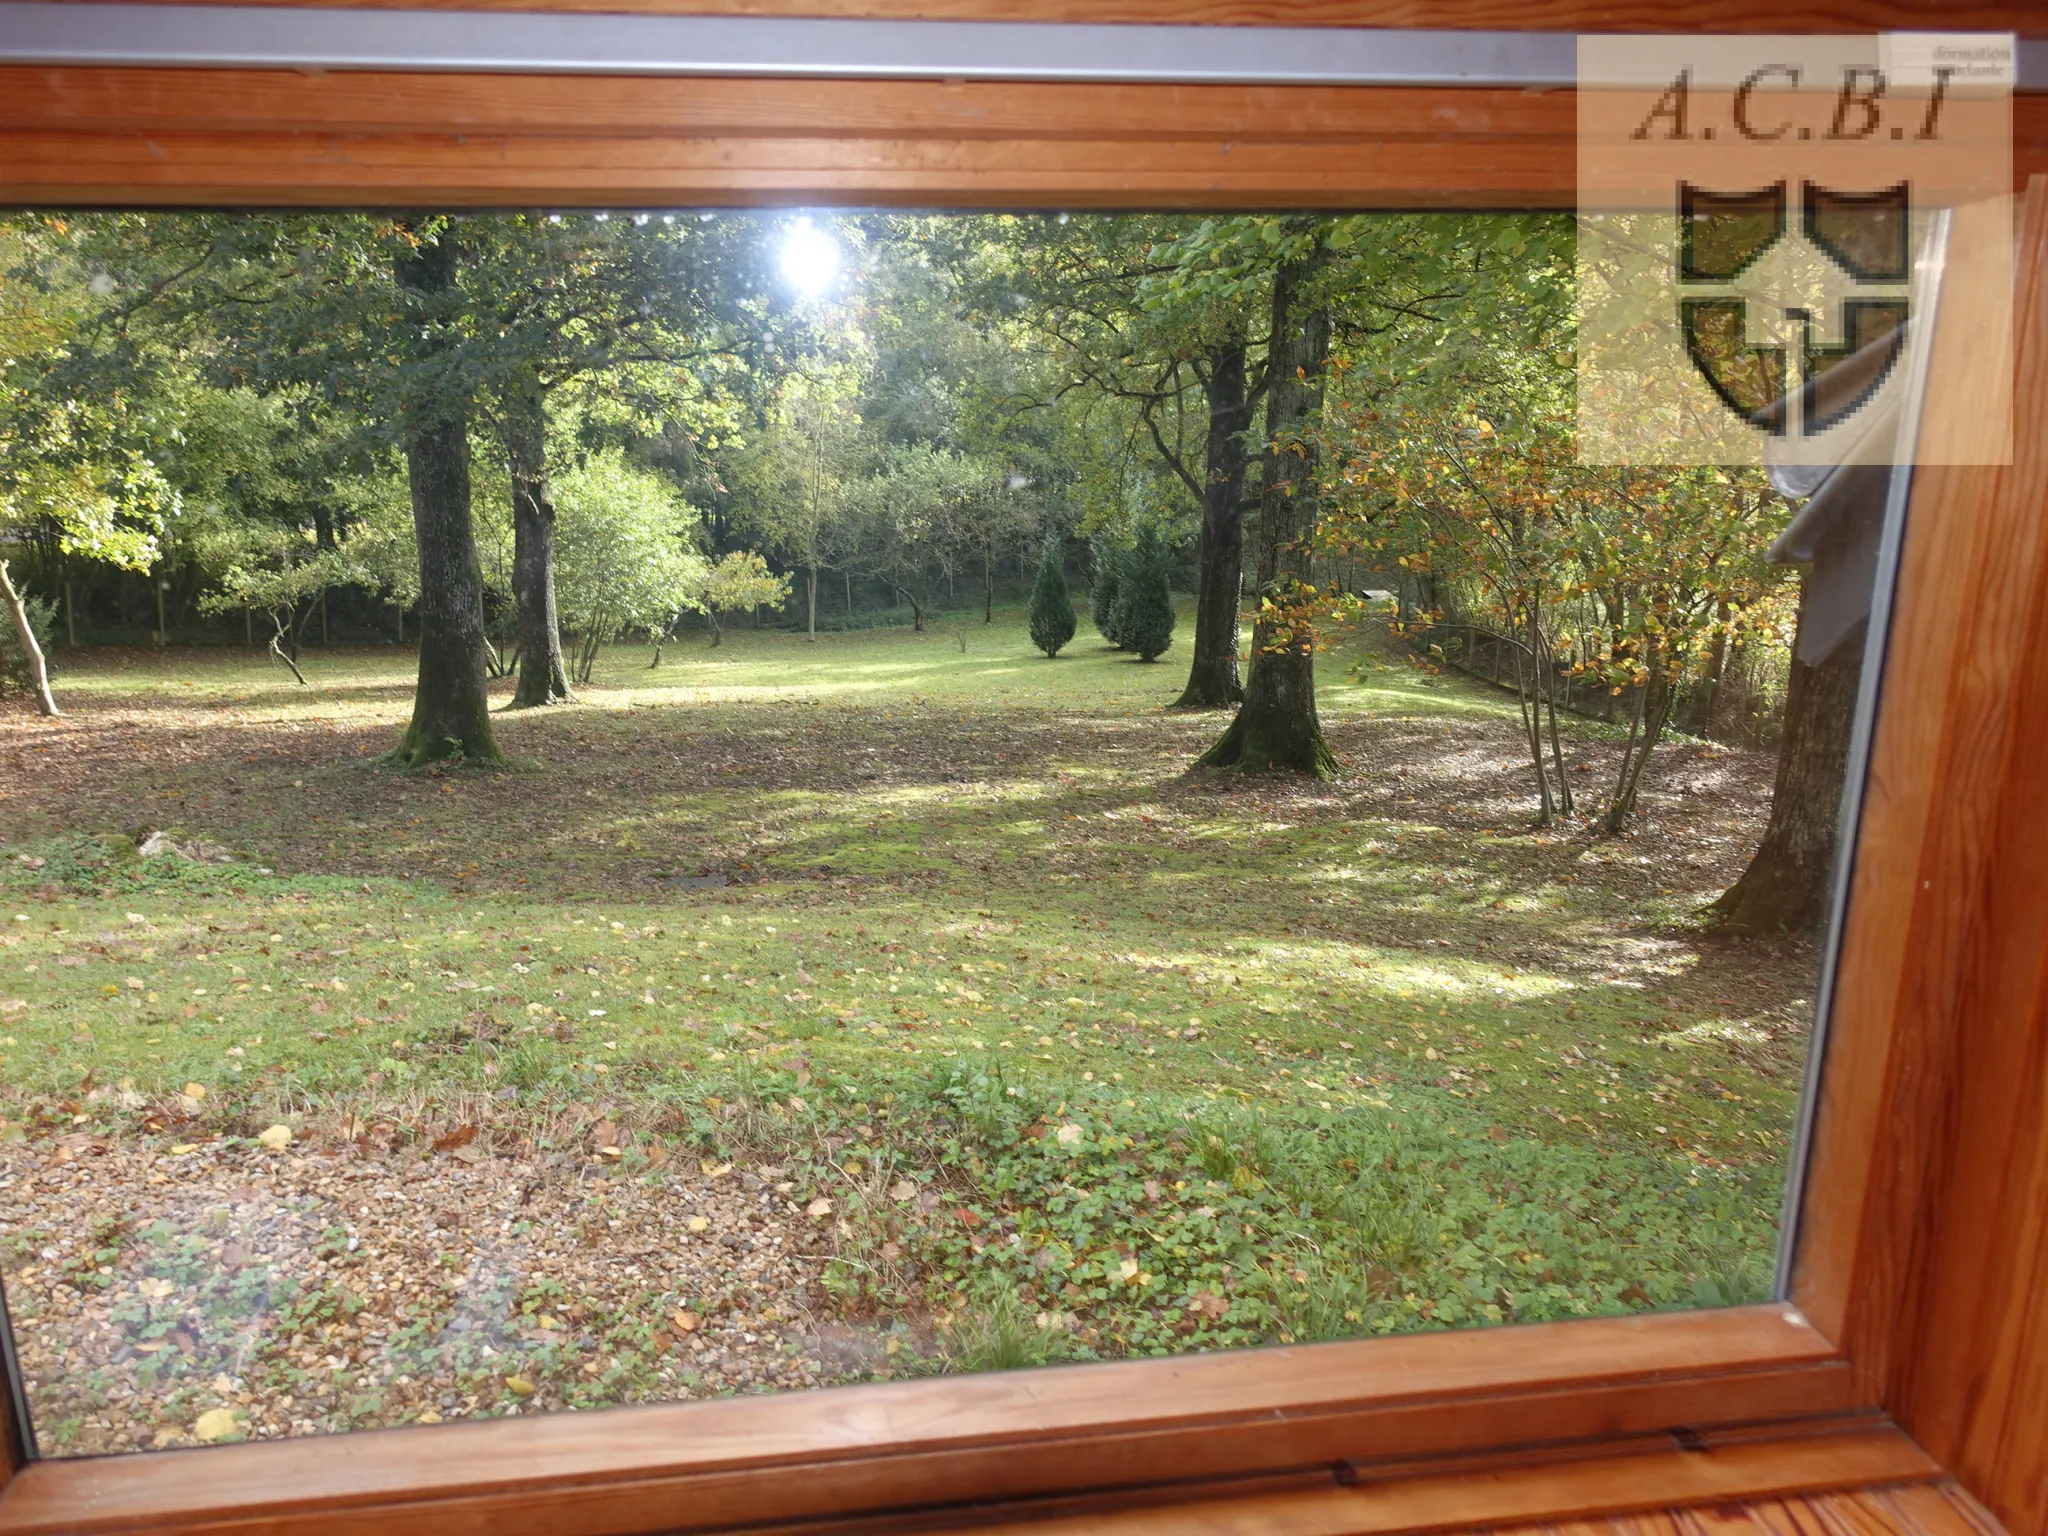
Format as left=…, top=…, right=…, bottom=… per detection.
left=779, top=217, right=841, bottom=300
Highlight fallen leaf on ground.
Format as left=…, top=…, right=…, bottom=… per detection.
left=255, top=1124, right=292, bottom=1151
left=192, top=1408, right=240, bottom=1442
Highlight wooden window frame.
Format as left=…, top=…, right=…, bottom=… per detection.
left=2, top=10, right=2046, bottom=1530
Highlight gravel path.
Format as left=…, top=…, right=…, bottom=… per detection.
left=0, top=1133, right=858, bottom=1457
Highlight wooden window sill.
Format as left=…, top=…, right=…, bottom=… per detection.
left=0, top=1305, right=1870, bottom=1536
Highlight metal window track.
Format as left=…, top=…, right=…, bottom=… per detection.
left=0, top=2, right=2038, bottom=89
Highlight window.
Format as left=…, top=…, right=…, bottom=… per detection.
left=0, top=11, right=2044, bottom=1535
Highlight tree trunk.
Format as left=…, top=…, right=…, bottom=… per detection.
left=63, top=572, right=75, bottom=647
left=387, top=230, right=502, bottom=769
left=984, top=556, right=994, bottom=623
left=808, top=563, right=818, bottom=642
left=1176, top=334, right=1253, bottom=709
left=893, top=584, right=926, bottom=632
left=267, top=613, right=308, bottom=686
left=504, top=369, right=572, bottom=708
left=1706, top=582, right=1863, bottom=934
left=1197, top=244, right=1335, bottom=778
left=1681, top=599, right=1732, bottom=736
left=0, top=560, right=59, bottom=716
left=1510, top=622, right=1554, bottom=824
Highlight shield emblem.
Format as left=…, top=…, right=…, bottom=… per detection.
left=1677, top=180, right=1910, bottom=438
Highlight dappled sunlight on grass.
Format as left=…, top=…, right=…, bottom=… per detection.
left=3, top=609, right=1815, bottom=1407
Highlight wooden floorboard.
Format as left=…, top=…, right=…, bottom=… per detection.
left=811, top=1420, right=1947, bottom=1536
left=1473, top=1481, right=2007, bottom=1536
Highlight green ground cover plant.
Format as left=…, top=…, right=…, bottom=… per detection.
left=0, top=610, right=1810, bottom=1449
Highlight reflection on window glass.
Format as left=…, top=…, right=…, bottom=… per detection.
left=0, top=209, right=1874, bottom=1456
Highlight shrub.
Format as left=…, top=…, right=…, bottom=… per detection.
left=1090, top=540, right=1126, bottom=647
left=1026, top=537, right=1077, bottom=658
left=552, top=450, right=708, bottom=680
left=1114, top=527, right=1175, bottom=662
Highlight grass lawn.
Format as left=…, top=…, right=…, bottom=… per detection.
left=0, top=606, right=1817, bottom=1455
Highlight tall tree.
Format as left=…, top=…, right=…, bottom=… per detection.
left=1141, top=212, right=1489, bottom=732
left=0, top=215, right=174, bottom=668
left=461, top=213, right=785, bottom=707
left=843, top=442, right=1003, bottom=631
left=1174, top=330, right=1253, bottom=706
left=388, top=227, right=501, bottom=768
left=729, top=366, right=868, bottom=643
left=1706, top=603, right=1860, bottom=932
left=50, top=211, right=503, bottom=759
left=1707, top=477, right=1880, bottom=933
left=1199, top=236, right=1337, bottom=778
left=948, top=215, right=1259, bottom=705
left=501, top=362, right=573, bottom=704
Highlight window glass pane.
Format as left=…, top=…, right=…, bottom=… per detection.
left=0, top=206, right=1889, bottom=1456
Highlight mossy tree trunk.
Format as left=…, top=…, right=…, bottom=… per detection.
left=388, top=230, right=503, bottom=769
left=1706, top=578, right=1863, bottom=934
left=504, top=368, right=572, bottom=708
left=1198, top=245, right=1336, bottom=779
left=1175, top=333, right=1253, bottom=709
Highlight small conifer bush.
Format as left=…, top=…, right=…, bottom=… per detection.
left=1027, top=537, right=1077, bottom=658
left=1116, top=527, right=1176, bottom=662
left=1091, top=540, right=1127, bottom=647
